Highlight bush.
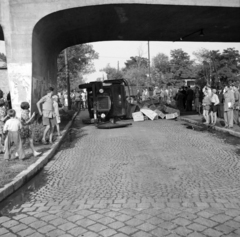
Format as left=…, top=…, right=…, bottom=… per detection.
left=31, top=121, right=47, bottom=143
left=31, top=109, right=76, bottom=143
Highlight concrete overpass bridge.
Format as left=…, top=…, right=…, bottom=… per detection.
left=0, top=0, right=239, bottom=114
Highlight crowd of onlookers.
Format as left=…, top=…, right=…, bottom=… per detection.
left=135, top=83, right=240, bottom=128
left=56, top=89, right=87, bottom=111
left=1, top=82, right=238, bottom=161
left=0, top=87, right=87, bottom=162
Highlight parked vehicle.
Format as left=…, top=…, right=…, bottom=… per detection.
left=79, top=79, right=132, bottom=129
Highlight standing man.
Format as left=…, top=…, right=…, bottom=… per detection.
left=81, top=90, right=87, bottom=110
left=186, top=86, right=194, bottom=111
left=36, top=87, right=55, bottom=144
left=75, top=90, right=81, bottom=110
left=181, top=87, right=187, bottom=110
left=223, top=84, right=235, bottom=128
left=70, top=89, right=76, bottom=110
left=232, top=85, right=240, bottom=125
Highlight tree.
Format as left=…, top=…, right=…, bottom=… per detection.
left=122, top=55, right=149, bottom=87
left=101, top=64, right=123, bottom=80
left=57, top=44, right=99, bottom=90
left=218, top=48, right=240, bottom=84
left=151, top=53, right=173, bottom=86
left=124, top=56, right=148, bottom=69
left=170, top=49, right=195, bottom=79
left=152, top=53, right=170, bottom=74
left=123, top=66, right=147, bottom=86
left=193, top=48, right=240, bottom=87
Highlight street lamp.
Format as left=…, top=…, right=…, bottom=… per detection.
left=174, top=28, right=204, bottom=42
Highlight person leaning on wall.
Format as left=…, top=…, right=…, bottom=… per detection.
left=36, top=87, right=55, bottom=144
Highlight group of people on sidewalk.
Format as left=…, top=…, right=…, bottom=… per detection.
left=136, top=83, right=240, bottom=129
left=56, top=89, right=87, bottom=111
left=69, top=89, right=87, bottom=110
left=0, top=87, right=62, bottom=161
left=201, top=84, right=238, bottom=128
left=0, top=101, right=43, bottom=161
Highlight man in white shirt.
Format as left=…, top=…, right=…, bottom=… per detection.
left=81, top=91, right=87, bottom=110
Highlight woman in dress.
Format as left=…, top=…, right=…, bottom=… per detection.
left=20, top=102, right=42, bottom=157
left=202, top=91, right=211, bottom=125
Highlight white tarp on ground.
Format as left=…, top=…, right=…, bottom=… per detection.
left=154, top=109, right=165, bottom=119
left=140, top=109, right=158, bottom=121
left=132, top=111, right=144, bottom=122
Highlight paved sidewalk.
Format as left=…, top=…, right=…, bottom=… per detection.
left=1, top=111, right=240, bottom=237
left=180, top=113, right=240, bottom=138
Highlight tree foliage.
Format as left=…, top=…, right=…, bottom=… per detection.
left=193, top=48, right=240, bottom=87
left=99, top=46, right=240, bottom=90
left=100, top=64, right=123, bottom=80
left=57, top=44, right=99, bottom=90
left=170, top=49, right=195, bottom=79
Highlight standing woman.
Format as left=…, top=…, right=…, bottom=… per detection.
left=20, top=102, right=42, bottom=157
left=210, top=89, right=220, bottom=126
left=202, top=91, right=211, bottom=125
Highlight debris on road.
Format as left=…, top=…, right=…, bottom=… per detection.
left=130, top=99, right=180, bottom=122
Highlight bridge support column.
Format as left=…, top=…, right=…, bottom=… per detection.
left=7, top=62, right=32, bottom=117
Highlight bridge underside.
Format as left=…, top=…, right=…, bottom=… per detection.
left=1, top=3, right=240, bottom=114
left=34, top=4, right=240, bottom=54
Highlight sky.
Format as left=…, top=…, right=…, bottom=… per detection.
left=1, top=40, right=240, bottom=83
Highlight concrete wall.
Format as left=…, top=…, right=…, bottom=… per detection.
left=0, top=0, right=239, bottom=116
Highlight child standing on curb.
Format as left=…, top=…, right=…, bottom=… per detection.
left=52, top=95, right=61, bottom=137
left=3, top=109, right=25, bottom=160
left=0, top=99, right=8, bottom=153
left=20, top=102, right=42, bottom=157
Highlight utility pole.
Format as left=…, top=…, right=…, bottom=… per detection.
left=65, top=48, right=71, bottom=110
left=209, top=60, right=212, bottom=86
left=148, top=41, right=151, bottom=85
left=117, top=61, right=119, bottom=72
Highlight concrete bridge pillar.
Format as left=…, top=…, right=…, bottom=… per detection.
left=0, top=0, right=56, bottom=116
left=0, top=0, right=32, bottom=116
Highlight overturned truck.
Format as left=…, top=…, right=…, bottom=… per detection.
left=79, top=79, right=132, bottom=129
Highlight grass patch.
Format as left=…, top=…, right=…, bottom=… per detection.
left=0, top=109, right=76, bottom=189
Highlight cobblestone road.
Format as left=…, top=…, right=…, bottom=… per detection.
left=1, top=112, right=240, bottom=236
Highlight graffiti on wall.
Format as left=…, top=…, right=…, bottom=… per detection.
left=7, top=63, right=32, bottom=116
left=32, top=76, right=48, bottom=112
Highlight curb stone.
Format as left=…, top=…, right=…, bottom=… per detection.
left=180, top=116, right=240, bottom=138
left=0, top=111, right=79, bottom=203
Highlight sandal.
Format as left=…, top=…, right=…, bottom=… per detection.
left=34, top=151, right=42, bottom=157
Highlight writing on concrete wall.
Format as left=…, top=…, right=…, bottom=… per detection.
left=7, top=63, right=31, bottom=116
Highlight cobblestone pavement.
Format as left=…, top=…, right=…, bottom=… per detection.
left=1, top=112, right=240, bottom=236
